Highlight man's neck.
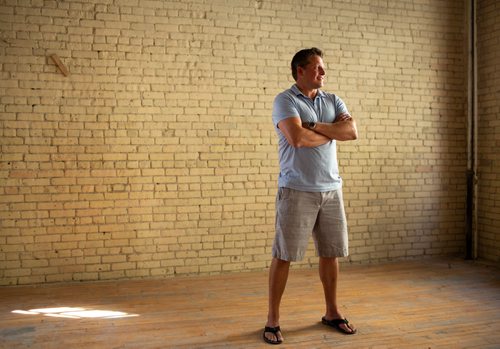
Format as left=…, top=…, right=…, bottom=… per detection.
left=295, top=83, right=318, bottom=100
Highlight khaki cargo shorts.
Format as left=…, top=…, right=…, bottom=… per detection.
left=272, top=187, right=349, bottom=262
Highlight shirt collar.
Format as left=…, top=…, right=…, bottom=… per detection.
left=291, top=84, right=326, bottom=99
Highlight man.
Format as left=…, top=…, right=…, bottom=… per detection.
left=263, top=48, right=358, bottom=345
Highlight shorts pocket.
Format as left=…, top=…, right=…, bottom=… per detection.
left=277, top=187, right=292, bottom=201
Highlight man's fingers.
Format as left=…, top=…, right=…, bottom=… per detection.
left=335, top=113, right=352, bottom=122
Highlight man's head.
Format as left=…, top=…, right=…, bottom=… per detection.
left=291, top=47, right=324, bottom=81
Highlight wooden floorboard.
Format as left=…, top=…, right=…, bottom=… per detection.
left=0, top=258, right=499, bottom=349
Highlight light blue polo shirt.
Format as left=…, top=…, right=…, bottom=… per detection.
left=272, top=84, right=349, bottom=192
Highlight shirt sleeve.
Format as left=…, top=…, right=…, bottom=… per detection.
left=334, top=95, right=349, bottom=117
left=272, top=92, right=299, bottom=128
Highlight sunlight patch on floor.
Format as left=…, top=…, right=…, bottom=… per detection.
left=12, top=307, right=139, bottom=319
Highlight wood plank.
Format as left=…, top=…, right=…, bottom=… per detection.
left=49, top=54, right=69, bottom=76
left=0, top=258, right=499, bottom=348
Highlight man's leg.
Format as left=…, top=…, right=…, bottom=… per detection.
left=319, top=256, right=356, bottom=333
left=265, top=257, right=290, bottom=342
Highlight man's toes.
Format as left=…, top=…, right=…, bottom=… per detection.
left=342, top=323, right=356, bottom=333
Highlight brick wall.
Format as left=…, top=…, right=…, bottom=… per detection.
left=0, top=0, right=468, bottom=285
left=477, top=0, right=500, bottom=263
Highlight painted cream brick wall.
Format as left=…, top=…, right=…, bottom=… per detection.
left=0, top=0, right=468, bottom=285
left=477, top=0, right=500, bottom=263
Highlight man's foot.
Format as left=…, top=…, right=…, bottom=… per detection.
left=321, top=317, right=357, bottom=335
left=263, top=326, right=283, bottom=345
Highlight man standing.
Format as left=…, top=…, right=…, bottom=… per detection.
left=263, top=48, right=358, bottom=345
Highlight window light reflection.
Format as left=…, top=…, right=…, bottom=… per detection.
left=12, top=307, right=138, bottom=319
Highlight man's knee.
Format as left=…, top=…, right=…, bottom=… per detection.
left=273, top=258, right=291, bottom=267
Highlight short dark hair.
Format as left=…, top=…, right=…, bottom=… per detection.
left=291, top=47, right=323, bottom=81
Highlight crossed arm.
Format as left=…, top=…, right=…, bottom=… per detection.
left=277, top=113, right=358, bottom=148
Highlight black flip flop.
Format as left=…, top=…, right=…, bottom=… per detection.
left=263, top=326, right=283, bottom=345
left=321, top=317, right=357, bottom=335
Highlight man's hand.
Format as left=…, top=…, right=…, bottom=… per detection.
left=334, top=113, right=352, bottom=123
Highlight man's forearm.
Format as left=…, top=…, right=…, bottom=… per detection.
left=296, top=127, right=331, bottom=148
left=279, top=117, right=332, bottom=148
left=312, top=119, right=358, bottom=141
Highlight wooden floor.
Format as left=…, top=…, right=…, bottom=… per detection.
left=1, top=258, right=499, bottom=349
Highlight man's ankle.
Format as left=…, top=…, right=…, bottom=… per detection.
left=266, top=317, right=280, bottom=327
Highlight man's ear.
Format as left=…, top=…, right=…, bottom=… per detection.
left=296, top=65, right=304, bottom=78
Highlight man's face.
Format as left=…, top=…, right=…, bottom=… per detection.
left=298, top=55, right=325, bottom=89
